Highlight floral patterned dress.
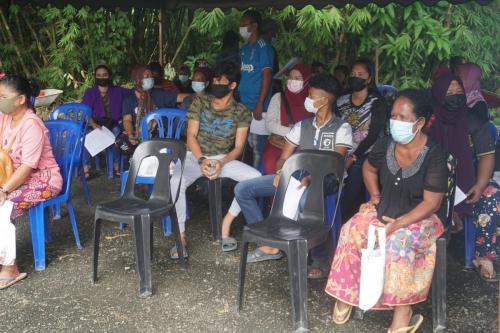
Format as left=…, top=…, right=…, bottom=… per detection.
left=473, top=181, right=500, bottom=259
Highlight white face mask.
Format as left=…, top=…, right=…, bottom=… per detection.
left=389, top=119, right=420, bottom=144
left=191, top=81, right=206, bottom=93
left=287, top=79, right=304, bottom=93
left=178, top=75, right=189, bottom=83
left=142, top=77, right=154, bottom=91
left=239, top=27, right=252, bottom=40
left=304, top=97, right=320, bottom=114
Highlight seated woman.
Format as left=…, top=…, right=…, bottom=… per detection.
left=121, top=65, right=187, bottom=152
left=262, top=64, right=312, bottom=175
left=457, top=62, right=490, bottom=122
left=427, top=73, right=498, bottom=281
left=326, top=89, right=447, bottom=333
left=0, top=76, right=63, bottom=289
left=82, top=64, right=130, bottom=177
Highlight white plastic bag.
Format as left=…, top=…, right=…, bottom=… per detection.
left=0, top=201, right=16, bottom=265
left=358, top=225, right=386, bottom=311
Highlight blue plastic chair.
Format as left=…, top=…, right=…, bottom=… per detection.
left=29, top=120, right=82, bottom=271
left=50, top=103, right=92, bottom=206
left=377, top=84, right=398, bottom=103
left=120, top=108, right=187, bottom=235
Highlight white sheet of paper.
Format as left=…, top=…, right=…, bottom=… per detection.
left=282, top=177, right=307, bottom=221
left=454, top=186, right=467, bottom=206
left=84, top=127, right=116, bottom=157
left=138, top=156, right=159, bottom=177
left=0, top=200, right=14, bottom=220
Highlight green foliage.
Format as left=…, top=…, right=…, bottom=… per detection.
left=0, top=1, right=498, bottom=103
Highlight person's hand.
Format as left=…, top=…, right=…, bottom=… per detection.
left=273, top=174, right=280, bottom=188
left=382, top=216, right=402, bottom=235
left=208, top=160, right=223, bottom=180
left=253, top=102, right=264, bottom=121
left=200, top=159, right=214, bottom=178
left=297, top=175, right=311, bottom=189
left=466, top=183, right=486, bottom=204
left=0, top=191, right=6, bottom=205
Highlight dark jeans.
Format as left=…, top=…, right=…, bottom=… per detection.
left=341, top=156, right=366, bottom=223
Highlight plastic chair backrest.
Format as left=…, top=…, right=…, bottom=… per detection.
left=444, top=154, right=457, bottom=228
left=50, top=103, right=92, bottom=131
left=140, top=108, right=187, bottom=141
left=123, top=139, right=186, bottom=203
left=377, top=84, right=398, bottom=102
left=270, top=150, right=345, bottom=226
left=44, top=120, right=81, bottom=196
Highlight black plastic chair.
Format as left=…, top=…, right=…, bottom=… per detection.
left=355, top=154, right=456, bottom=332
left=236, top=150, right=345, bottom=333
left=207, top=178, right=223, bottom=241
left=92, top=139, right=186, bottom=297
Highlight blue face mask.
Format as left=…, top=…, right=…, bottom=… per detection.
left=141, top=77, right=154, bottom=91
left=191, top=81, right=206, bottom=93
left=390, top=119, right=420, bottom=144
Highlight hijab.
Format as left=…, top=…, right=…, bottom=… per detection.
left=131, top=65, right=155, bottom=136
left=456, top=63, right=486, bottom=108
left=280, top=64, right=312, bottom=127
left=428, top=72, right=474, bottom=215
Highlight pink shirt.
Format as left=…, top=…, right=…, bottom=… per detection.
left=0, top=110, right=63, bottom=191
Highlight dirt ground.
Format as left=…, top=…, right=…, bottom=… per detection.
left=0, top=173, right=498, bottom=333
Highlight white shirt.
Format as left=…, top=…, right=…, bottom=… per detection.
left=265, top=93, right=292, bottom=137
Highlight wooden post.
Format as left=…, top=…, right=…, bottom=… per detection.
left=374, top=44, right=380, bottom=85
left=159, top=8, right=164, bottom=66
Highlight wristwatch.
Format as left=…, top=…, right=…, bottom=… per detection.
left=198, top=156, right=207, bottom=165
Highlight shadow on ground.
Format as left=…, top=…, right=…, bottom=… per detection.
left=1, top=173, right=498, bottom=333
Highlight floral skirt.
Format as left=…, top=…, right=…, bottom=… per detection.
left=473, top=181, right=500, bottom=260
left=7, top=175, right=60, bottom=220
left=325, top=208, right=444, bottom=309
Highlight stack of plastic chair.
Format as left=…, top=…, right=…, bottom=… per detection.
left=29, top=120, right=82, bottom=271
left=50, top=103, right=92, bottom=206
left=237, top=150, right=345, bottom=332
left=92, top=139, right=187, bottom=297
left=120, top=108, right=186, bottom=235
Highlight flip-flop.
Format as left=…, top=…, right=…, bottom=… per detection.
left=472, top=259, right=499, bottom=282
left=221, top=236, right=237, bottom=252
left=246, top=248, right=283, bottom=263
left=0, top=272, right=27, bottom=290
left=307, top=261, right=329, bottom=280
left=387, top=314, right=424, bottom=333
left=169, top=245, right=188, bottom=260
left=332, top=301, right=352, bottom=325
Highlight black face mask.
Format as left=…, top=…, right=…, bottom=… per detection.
left=95, top=78, right=111, bottom=87
left=348, top=77, right=367, bottom=92
left=153, top=77, right=162, bottom=85
left=211, top=84, right=231, bottom=99
left=443, top=94, right=466, bottom=112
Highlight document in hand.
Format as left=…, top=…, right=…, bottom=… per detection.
left=84, top=127, right=116, bottom=157
left=454, top=186, right=468, bottom=206
left=282, top=177, right=306, bottom=221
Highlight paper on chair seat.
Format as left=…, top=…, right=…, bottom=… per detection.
left=454, top=186, right=467, bottom=206
left=283, top=177, right=306, bottom=221
left=138, top=156, right=159, bottom=177
left=84, top=127, right=116, bottom=157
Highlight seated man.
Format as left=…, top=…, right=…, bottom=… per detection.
left=229, top=74, right=353, bottom=275
left=169, top=61, right=261, bottom=259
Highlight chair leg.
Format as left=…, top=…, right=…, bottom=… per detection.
left=170, top=210, right=186, bottom=267
left=67, top=200, right=82, bottom=249
left=106, top=148, right=114, bottom=179
left=287, top=240, right=309, bottom=332
left=162, top=216, right=172, bottom=236
left=132, top=217, right=153, bottom=297
left=79, top=166, right=91, bottom=207
left=236, top=240, right=249, bottom=312
left=52, top=204, right=62, bottom=220
left=433, top=237, right=447, bottom=332
left=208, top=178, right=222, bottom=242
left=95, top=154, right=101, bottom=171
left=464, top=216, right=475, bottom=269
left=92, top=218, right=102, bottom=283
left=29, top=206, right=46, bottom=271
left=44, top=207, right=52, bottom=243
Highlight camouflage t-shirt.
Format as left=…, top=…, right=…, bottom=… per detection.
left=187, top=95, right=251, bottom=156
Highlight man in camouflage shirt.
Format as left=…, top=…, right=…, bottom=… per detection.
left=169, top=61, right=261, bottom=259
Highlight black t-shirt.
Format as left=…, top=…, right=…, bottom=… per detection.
left=368, top=136, right=448, bottom=222
left=467, top=111, right=496, bottom=158
left=122, top=88, right=177, bottom=126
left=337, top=91, right=388, bottom=157
left=469, top=101, right=490, bottom=123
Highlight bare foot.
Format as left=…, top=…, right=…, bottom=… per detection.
left=389, top=306, right=412, bottom=331
left=259, top=246, right=280, bottom=255
left=0, top=264, right=20, bottom=288
left=221, top=213, right=236, bottom=239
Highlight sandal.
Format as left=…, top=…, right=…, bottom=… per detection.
left=246, top=248, right=283, bottom=263
left=473, top=259, right=499, bottom=282
left=387, top=314, right=424, bottom=333
left=307, top=261, right=329, bottom=280
left=0, top=272, right=27, bottom=290
left=332, top=301, right=352, bottom=325
left=221, top=236, right=237, bottom=252
left=169, top=244, right=188, bottom=260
